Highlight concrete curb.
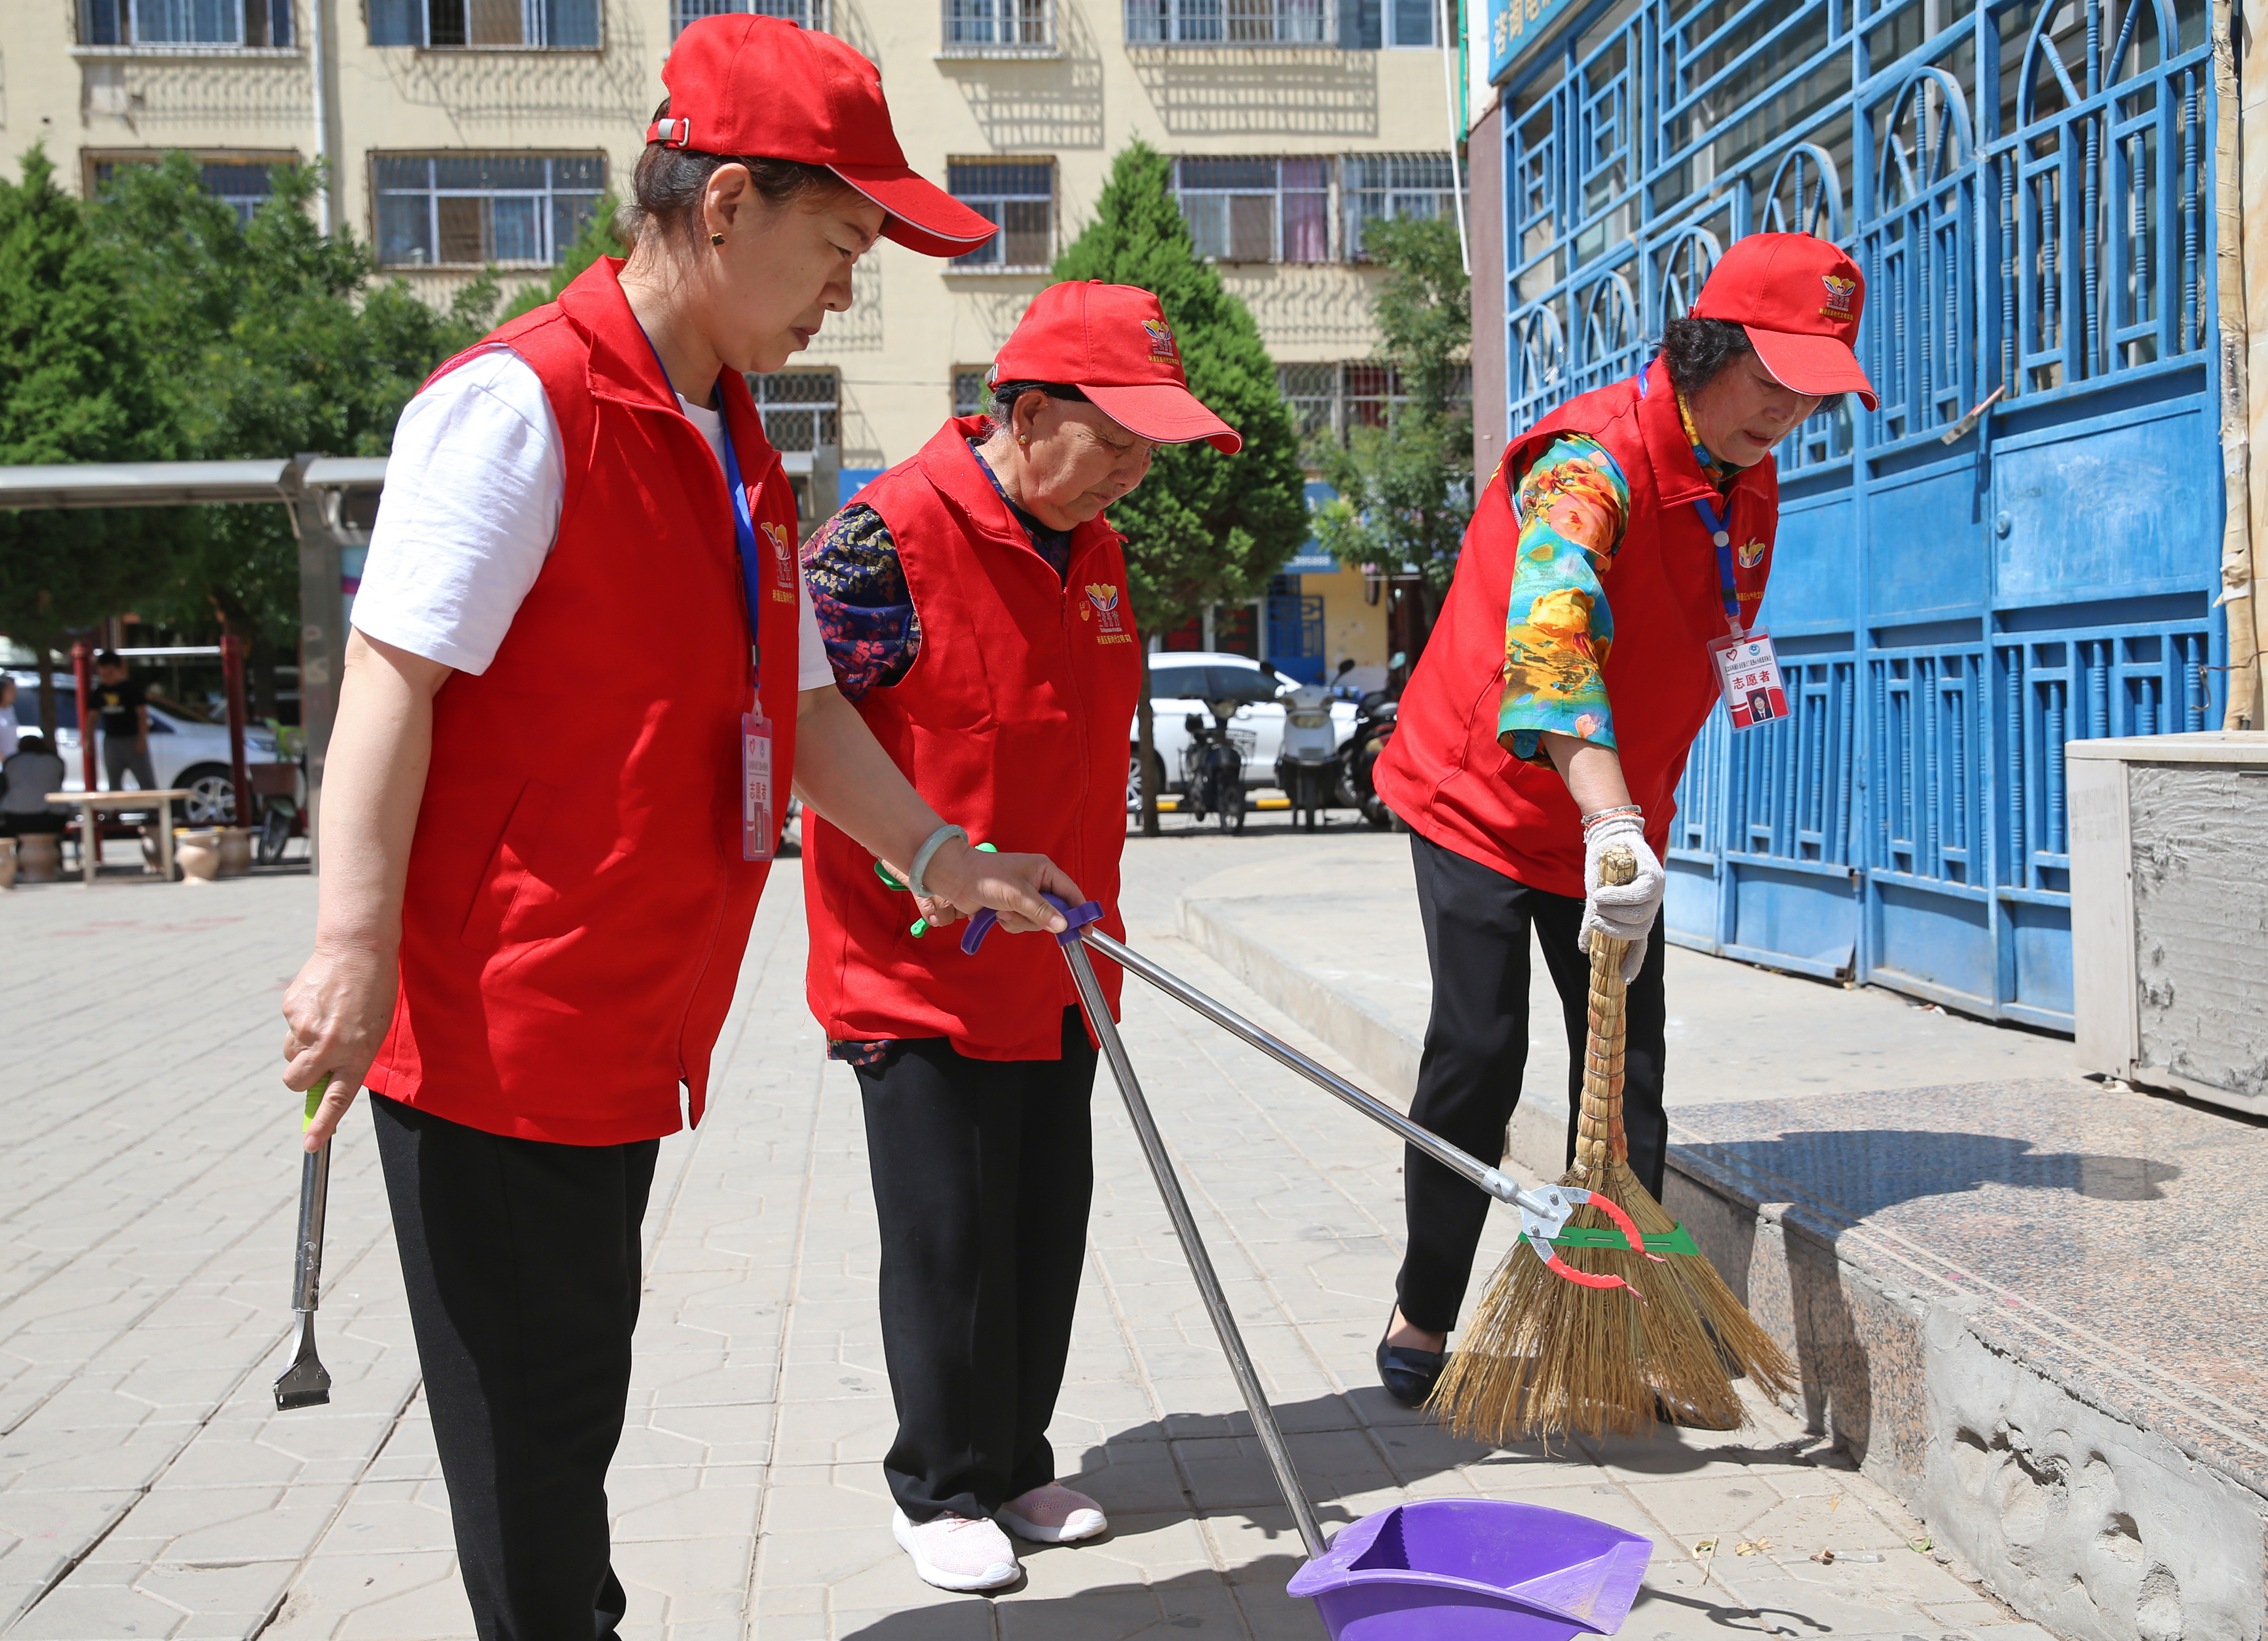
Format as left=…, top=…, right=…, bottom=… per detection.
left=1179, top=885, right=2268, bottom=1641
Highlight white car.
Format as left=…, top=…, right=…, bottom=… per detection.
left=1129, top=652, right=1357, bottom=800
left=7, top=673, right=285, bottom=826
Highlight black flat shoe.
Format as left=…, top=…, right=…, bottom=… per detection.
left=1376, top=1326, right=1448, bottom=1408
left=1653, top=1392, right=1741, bottom=1431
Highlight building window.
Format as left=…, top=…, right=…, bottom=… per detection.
left=369, top=0, right=597, bottom=44
left=953, top=369, right=990, bottom=419
left=88, top=154, right=290, bottom=225
left=373, top=155, right=604, bottom=268
left=1334, top=0, right=1431, bottom=49
left=943, top=0, right=1050, bottom=48
left=1343, top=152, right=1460, bottom=260
left=947, top=160, right=1052, bottom=269
left=1125, top=0, right=1327, bottom=45
left=1174, top=157, right=1330, bottom=264
left=750, top=370, right=839, bottom=454
left=81, top=0, right=291, bottom=46
left=667, top=0, right=820, bottom=41
left=1277, top=360, right=1471, bottom=446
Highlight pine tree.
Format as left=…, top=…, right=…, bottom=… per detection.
left=1052, top=138, right=1309, bottom=834
left=0, top=145, right=177, bottom=734
left=1311, top=213, right=1474, bottom=659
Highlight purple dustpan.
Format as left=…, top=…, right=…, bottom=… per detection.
left=1286, top=1499, right=1652, bottom=1640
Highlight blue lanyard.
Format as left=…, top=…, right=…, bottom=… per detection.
left=1689, top=492, right=1744, bottom=637
left=717, top=418, right=767, bottom=679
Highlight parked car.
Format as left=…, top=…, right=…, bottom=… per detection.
left=1128, top=652, right=1357, bottom=803
left=6, top=674, right=284, bottom=825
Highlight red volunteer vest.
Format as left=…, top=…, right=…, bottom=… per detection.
left=365, top=257, right=803, bottom=1144
left=803, top=418, right=1140, bottom=1060
left=1375, top=359, right=1778, bottom=898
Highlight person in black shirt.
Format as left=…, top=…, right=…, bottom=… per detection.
left=92, top=652, right=156, bottom=794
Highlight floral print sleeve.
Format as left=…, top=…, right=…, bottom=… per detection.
left=1496, top=434, right=1632, bottom=768
left=802, top=504, right=921, bottom=704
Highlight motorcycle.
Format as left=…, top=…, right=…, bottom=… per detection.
left=1265, top=658, right=1353, bottom=832
left=1180, top=699, right=1246, bottom=833
left=1336, top=653, right=1403, bottom=831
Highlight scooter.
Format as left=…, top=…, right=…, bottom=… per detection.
left=1179, top=700, right=1246, bottom=832
left=1336, top=654, right=1403, bottom=830
left=1264, top=658, right=1352, bottom=832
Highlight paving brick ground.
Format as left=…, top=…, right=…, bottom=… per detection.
left=0, top=833, right=2059, bottom=1640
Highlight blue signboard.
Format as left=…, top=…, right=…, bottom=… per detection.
left=1484, top=0, right=1581, bottom=83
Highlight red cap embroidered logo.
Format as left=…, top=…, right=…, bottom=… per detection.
left=1141, top=319, right=1176, bottom=359
left=1820, top=273, right=1858, bottom=316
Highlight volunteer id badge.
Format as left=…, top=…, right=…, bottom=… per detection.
left=1708, top=631, right=1787, bottom=731
left=741, top=710, right=776, bottom=862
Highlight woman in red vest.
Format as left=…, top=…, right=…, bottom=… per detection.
left=1369, top=235, right=1876, bottom=1412
left=801, top=281, right=1241, bottom=1592
left=275, top=20, right=1082, bottom=1636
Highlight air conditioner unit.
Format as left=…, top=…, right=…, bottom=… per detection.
left=2068, top=732, right=2268, bottom=1118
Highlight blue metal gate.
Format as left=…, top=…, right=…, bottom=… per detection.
left=1495, top=0, right=2223, bottom=1030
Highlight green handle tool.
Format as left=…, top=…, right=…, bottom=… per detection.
left=875, top=841, right=995, bottom=937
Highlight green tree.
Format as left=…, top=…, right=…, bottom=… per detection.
left=500, top=194, right=627, bottom=322
left=88, top=154, right=497, bottom=708
left=0, top=145, right=177, bottom=735
left=1311, top=213, right=1474, bottom=659
left=1051, top=138, right=1309, bottom=834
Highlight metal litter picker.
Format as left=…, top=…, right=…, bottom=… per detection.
left=959, top=899, right=1652, bottom=1639
left=273, top=1079, right=333, bottom=1411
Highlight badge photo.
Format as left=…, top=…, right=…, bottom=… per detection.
left=1708, top=632, right=1788, bottom=731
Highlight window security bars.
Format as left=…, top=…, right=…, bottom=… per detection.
left=751, top=372, right=839, bottom=454
left=1344, top=153, right=1462, bottom=259
left=1125, top=0, right=1327, bottom=45
left=1276, top=361, right=1472, bottom=445
left=1336, top=0, right=1432, bottom=49
left=1175, top=158, right=1330, bottom=263
left=947, top=161, right=1053, bottom=268
left=369, top=0, right=596, bottom=45
left=373, top=155, right=604, bottom=268
left=81, top=0, right=290, bottom=46
left=953, top=370, right=989, bottom=419
left=1500, top=0, right=2214, bottom=458
left=944, top=0, right=1051, bottom=48
left=90, top=156, right=284, bottom=225
left=668, top=0, right=821, bottom=41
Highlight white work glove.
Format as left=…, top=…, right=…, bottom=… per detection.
left=1578, top=810, right=1665, bottom=984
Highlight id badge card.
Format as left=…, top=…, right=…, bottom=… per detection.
left=741, top=710, right=776, bottom=862
left=1708, top=630, right=1788, bottom=731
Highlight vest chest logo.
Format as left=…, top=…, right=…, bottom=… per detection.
left=1737, top=539, right=1767, bottom=569
left=760, top=521, right=798, bottom=602
left=1083, top=582, right=1134, bottom=644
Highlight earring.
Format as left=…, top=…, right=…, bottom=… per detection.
left=1018, top=435, right=1030, bottom=446
left=709, top=231, right=725, bottom=247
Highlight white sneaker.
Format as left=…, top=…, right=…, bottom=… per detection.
left=998, top=1481, right=1108, bottom=1544
left=891, top=1507, right=1021, bottom=1592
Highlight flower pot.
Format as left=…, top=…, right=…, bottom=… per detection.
left=216, top=826, right=255, bottom=878
left=174, top=827, right=223, bottom=883
left=16, top=833, right=61, bottom=883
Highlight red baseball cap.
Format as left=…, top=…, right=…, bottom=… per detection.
left=1690, top=232, right=1877, bottom=411
left=649, top=15, right=996, bottom=260
left=993, top=282, right=1243, bottom=453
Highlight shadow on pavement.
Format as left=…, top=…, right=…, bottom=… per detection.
left=1700, top=1128, right=2179, bottom=1220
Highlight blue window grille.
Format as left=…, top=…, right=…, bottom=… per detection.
left=371, top=0, right=599, bottom=45
left=82, top=0, right=291, bottom=45
left=665, top=0, right=819, bottom=41
left=371, top=154, right=606, bottom=268
left=1499, top=0, right=2220, bottom=1030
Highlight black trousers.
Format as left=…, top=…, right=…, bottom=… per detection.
left=372, top=1093, right=657, bottom=1641
left=1395, top=831, right=1669, bottom=1335
left=856, top=1006, right=1097, bottom=1523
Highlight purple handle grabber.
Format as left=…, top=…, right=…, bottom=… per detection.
left=959, top=893, right=1105, bottom=955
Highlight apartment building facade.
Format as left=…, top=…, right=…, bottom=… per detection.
left=4, top=0, right=1475, bottom=678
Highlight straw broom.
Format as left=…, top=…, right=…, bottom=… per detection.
left=1429, top=844, right=1796, bottom=1441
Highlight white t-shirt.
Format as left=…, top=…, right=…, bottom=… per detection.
left=353, top=349, right=832, bottom=690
